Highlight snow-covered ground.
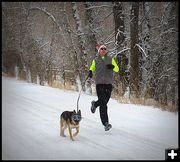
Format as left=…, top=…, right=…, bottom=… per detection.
left=2, top=76, right=178, bottom=160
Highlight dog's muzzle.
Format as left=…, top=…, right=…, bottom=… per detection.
left=72, top=114, right=81, bottom=122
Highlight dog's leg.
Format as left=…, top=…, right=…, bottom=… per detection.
left=60, top=118, right=66, bottom=137
left=73, top=127, right=79, bottom=137
left=60, top=118, right=62, bottom=136
left=62, top=125, right=67, bottom=137
left=68, top=125, right=74, bottom=141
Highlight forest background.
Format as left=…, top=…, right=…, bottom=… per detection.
left=2, top=2, right=178, bottom=111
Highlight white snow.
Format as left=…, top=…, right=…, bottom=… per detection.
left=2, top=76, right=178, bottom=160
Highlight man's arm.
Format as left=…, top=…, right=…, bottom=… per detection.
left=89, top=59, right=96, bottom=72
left=112, top=57, right=119, bottom=73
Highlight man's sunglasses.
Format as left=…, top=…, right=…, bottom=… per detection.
left=100, top=48, right=106, bottom=50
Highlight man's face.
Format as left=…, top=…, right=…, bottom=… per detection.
left=99, top=47, right=107, bottom=57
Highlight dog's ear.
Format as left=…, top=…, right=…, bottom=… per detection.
left=78, top=110, right=81, bottom=115
left=73, top=110, right=76, bottom=113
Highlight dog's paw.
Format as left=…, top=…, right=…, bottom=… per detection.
left=60, top=134, right=66, bottom=137
left=73, top=133, right=78, bottom=137
left=70, top=137, right=75, bottom=141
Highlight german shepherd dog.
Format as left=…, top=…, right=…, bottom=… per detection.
left=60, top=110, right=81, bottom=141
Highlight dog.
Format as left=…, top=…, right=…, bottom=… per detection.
left=60, top=110, right=81, bottom=141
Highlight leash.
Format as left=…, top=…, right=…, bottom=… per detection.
left=76, top=74, right=89, bottom=112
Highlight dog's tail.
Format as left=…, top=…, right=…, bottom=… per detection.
left=60, top=116, right=63, bottom=136
left=60, top=116, right=63, bottom=127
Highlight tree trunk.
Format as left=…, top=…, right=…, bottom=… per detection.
left=113, top=2, right=128, bottom=96
left=129, top=2, right=140, bottom=98
left=72, top=2, right=88, bottom=90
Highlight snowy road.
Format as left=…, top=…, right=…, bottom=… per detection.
left=2, top=76, right=178, bottom=160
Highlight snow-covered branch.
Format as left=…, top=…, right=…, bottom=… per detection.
left=135, top=44, right=147, bottom=58
left=29, top=6, right=69, bottom=50
left=30, top=7, right=56, bottom=25
left=85, top=4, right=113, bottom=10
left=39, top=41, right=50, bottom=49
left=115, top=48, right=130, bottom=57
left=115, top=29, right=125, bottom=40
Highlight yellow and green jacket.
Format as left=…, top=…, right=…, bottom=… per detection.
left=89, top=55, right=119, bottom=84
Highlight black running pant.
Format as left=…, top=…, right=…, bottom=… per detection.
left=94, top=84, right=113, bottom=126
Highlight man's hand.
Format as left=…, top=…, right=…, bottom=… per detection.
left=88, top=70, right=93, bottom=78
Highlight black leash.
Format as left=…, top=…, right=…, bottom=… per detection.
left=76, top=75, right=89, bottom=112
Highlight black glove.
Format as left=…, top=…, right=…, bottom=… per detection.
left=88, top=70, right=93, bottom=78
left=106, top=64, right=114, bottom=70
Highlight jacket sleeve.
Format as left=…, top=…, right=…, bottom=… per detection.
left=89, top=59, right=96, bottom=72
left=112, top=57, right=119, bottom=73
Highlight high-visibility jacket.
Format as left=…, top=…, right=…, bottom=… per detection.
left=89, top=55, right=119, bottom=84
